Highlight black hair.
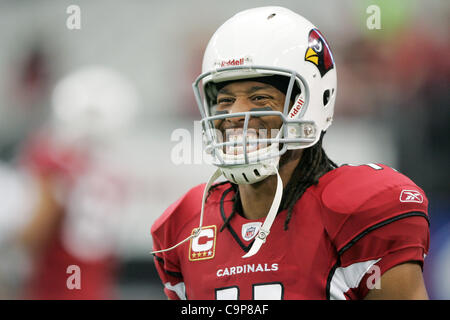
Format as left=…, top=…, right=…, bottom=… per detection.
left=207, top=131, right=337, bottom=232
left=205, top=75, right=301, bottom=108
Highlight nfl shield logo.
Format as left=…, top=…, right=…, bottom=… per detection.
left=242, top=222, right=262, bottom=241
left=246, top=227, right=256, bottom=238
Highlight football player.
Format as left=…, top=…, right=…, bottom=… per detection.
left=151, top=7, right=429, bottom=300
left=17, top=66, right=140, bottom=299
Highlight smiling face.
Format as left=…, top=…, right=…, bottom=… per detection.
left=213, top=80, right=292, bottom=156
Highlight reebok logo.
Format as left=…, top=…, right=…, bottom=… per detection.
left=400, top=190, right=423, bottom=203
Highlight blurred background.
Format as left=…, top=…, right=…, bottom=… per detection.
left=0, top=0, right=448, bottom=299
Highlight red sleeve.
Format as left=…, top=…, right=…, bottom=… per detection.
left=151, top=201, right=187, bottom=300
left=150, top=184, right=205, bottom=300
left=321, top=164, right=430, bottom=300
left=339, top=215, right=429, bottom=299
left=152, top=236, right=185, bottom=300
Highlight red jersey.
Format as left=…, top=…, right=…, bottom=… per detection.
left=21, top=133, right=125, bottom=299
left=151, top=164, right=429, bottom=300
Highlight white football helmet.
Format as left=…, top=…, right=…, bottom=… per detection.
left=51, top=66, right=140, bottom=147
left=193, top=6, right=337, bottom=185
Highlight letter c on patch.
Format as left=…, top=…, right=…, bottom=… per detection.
left=192, top=228, right=214, bottom=252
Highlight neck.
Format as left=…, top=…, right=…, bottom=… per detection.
left=238, top=150, right=302, bottom=220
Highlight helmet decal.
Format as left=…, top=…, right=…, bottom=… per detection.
left=305, top=28, right=334, bottom=77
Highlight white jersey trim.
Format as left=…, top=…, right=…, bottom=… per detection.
left=330, top=258, right=381, bottom=300
left=164, top=281, right=186, bottom=300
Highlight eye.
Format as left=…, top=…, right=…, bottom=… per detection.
left=311, top=39, right=322, bottom=52
left=251, top=95, right=271, bottom=102
left=217, top=97, right=234, bottom=106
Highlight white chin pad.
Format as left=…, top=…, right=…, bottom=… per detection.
left=220, top=161, right=278, bottom=185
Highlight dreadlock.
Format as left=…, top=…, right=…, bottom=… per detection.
left=280, top=131, right=337, bottom=230
left=207, top=131, right=338, bottom=232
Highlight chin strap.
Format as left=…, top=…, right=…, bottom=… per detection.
left=151, top=168, right=223, bottom=255
left=242, top=166, right=283, bottom=258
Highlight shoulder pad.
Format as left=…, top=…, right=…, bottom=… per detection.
left=150, top=182, right=231, bottom=240
left=151, top=183, right=205, bottom=240
left=319, top=164, right=428, bottom=250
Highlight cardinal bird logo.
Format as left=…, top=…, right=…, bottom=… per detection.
left=304, top=28, right=334, bottom=77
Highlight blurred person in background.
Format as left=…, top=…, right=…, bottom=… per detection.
left=15, top=66, right=141, bottom=299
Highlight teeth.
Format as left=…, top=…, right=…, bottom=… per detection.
left=225, top=132, right=259, bottom=155
left=227, top=145, right=258, bottom=155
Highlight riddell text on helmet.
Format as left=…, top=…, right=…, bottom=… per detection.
left=219, top=58, right=245, bottom=67
left=288, top=98, right=305, bottom=118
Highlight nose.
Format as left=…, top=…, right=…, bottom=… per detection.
left=226, top=97, right=252, bottom=125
